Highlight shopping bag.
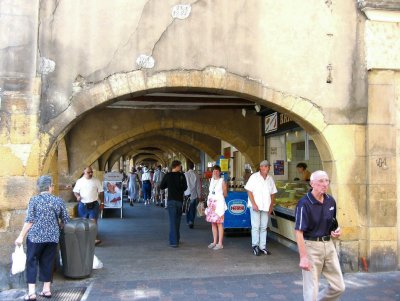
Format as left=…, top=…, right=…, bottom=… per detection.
left=196, top=201, right=205, bottom=217
left=93, top=254, right=103, bottom=269
left=11, top=245, right=26, bottom=275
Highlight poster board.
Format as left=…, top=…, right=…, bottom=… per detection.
left=102, top=172, right=123, bottom=218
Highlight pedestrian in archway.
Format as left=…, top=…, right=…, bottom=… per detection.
left=128, top=167, right=140, bottom=206
left=160, top=160, right=187, bottom=247
left=184, top=162, right=201, bottom=228
left=73, top=166, right=104, bottom=245
left=245, top=160, right=277, bottom=256
left=295, top=170, right=345, bottom=300
left=205, top=165, right=227, bottom=250
left=141, top=166, right=152, bottom=205
left=15, top=175, right=70, bottom=300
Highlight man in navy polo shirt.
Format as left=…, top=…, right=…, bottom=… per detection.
left=295, top=170, right=345, bottom=301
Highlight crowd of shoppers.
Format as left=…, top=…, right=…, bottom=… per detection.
left=15, top=159, right=343, bottom=301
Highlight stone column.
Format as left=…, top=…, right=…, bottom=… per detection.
left=366, top=71, right=398, bottom=271
left=0, top=0, right=41, bottom=287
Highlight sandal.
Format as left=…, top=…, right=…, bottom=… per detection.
left=39, top=291, right=52, bottom=298
left=23, top=294, right=36, bottom=301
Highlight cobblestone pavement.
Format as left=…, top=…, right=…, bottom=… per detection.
left=2, top=202, right=399, bottom=300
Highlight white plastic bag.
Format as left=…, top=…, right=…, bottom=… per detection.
left=93, top=255, right=103, bottom=269
left=11, top=245, right=26, bottom=275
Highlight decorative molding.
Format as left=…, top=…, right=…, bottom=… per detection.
left=358, top=0, right=400, bottom=22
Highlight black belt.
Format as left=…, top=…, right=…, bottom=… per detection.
left=304, top=235, right=330, bottom=242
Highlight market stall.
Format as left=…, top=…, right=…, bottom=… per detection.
left=269, top=181, right=309, bottom=241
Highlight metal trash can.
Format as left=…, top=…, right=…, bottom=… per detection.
left=60, top=218, right=97, bottom=278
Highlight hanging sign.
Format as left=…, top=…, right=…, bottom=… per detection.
left=220, top=159, right=229, bottom=172
left=262, top=111, right=299, bottom=136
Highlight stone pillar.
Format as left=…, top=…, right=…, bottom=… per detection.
left=0, top=0, right=41, bottom=287
left=366, top=70, right=398, bottom=271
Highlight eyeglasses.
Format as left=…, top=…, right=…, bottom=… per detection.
left=316, top=179, right=330, bottom=183
left=86, top=171, right=93, bottom=174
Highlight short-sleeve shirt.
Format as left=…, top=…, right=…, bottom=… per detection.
left=294, top=191, right=337, bottom=238
left=73, top=177, right=103, bottom=203
left=244, top=171, right=277, bottom=211
left=25, top=193, right=70, bottom=243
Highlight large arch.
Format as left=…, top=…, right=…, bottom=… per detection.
left=63, top=107, right=262, bottom=175
left=41, top=68, right=330, bottom=174
left=39, top=69, right=371, bottom=273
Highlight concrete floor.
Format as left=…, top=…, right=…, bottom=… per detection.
left=2, top=202, right=400, bottom=300
left=87, top=202, right=300, bottom=282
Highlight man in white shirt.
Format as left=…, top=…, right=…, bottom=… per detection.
left=184, top=162, right=201, bottom=228
left=73, top=166, right=104, bottom=245
left=245, top=160, right=277, bottom=256
left=153, top=165, right=165, bottom=206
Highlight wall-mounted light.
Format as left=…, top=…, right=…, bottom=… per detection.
left=242, top=108, right=246, bottom=117
left=254, top=104, right=261, bottom=112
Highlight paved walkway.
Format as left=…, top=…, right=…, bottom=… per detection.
left=1, top=202, right=400, bottom=300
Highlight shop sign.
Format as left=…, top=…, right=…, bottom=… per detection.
left=228, top=199, right=247, bottom=215
left=220, top=159, right=229, bottom=172
left=262, top=111, right=299, bottom=136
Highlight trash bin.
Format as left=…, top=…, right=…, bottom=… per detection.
left=60, top=218, right=97, bottom=278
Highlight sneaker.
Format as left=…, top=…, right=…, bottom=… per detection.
left=260, top=249, right=272, bottom=255
left=252, top=246, right=260, bottom=256
left=213, top=244, right=223, bottom=250
left=208, top=243, right=216, bottom=249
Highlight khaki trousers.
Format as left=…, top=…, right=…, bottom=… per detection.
left=302, top=239, right=345, bottom=301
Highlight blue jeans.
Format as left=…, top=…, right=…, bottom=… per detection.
left=167, top=200, right=183, bottom=246
left=186, top=198, right=198, bottom=225
left=78, top=201, right=99, bottom=219
left=142, top=181, right=151, bottom=201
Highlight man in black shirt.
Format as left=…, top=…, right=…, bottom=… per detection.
left=295, top=170, right=345, bottom=300
left=160, top=160, right=188, bottom=247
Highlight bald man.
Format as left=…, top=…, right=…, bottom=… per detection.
left=73, top=167, right=104, bottom=245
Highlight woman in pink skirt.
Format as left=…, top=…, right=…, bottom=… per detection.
left=205, top=165, right=227, bottom=250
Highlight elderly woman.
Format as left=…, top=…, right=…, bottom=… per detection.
left=15, top=175, right=70, bottom=301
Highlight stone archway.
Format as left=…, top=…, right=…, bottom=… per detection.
left=39, top=68, right=371, bottom=272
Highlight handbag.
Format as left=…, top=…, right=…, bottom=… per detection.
left=11, top=245, right=26, bottom=275
left=196, top=201, right=205, bottom=217
left=85, top=202, right=95, bottom=209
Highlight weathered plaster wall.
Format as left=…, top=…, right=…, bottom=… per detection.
left=37, top=0, right=367, bottom=127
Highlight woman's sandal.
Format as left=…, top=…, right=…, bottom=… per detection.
left=39, top=291, right=52, bottom=298
left=23, top=294, right=36, bottom=301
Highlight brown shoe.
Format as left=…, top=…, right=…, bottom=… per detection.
left=95, top=239, right=102, bottom=246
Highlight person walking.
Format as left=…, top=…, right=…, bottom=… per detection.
left=184, top=162, right=201, bottom=228
left=73, top=166, right=104, bottom=245
left=160, top=160, right=187, bottom=247
left=205, top=165, right=227, bottom=250
left=295, top=170, right=345, bottom=301
left=128, top=167, right=141, bottom=206
left=15, top=175, right=70, bottom=301
left=245, top=160, right=277, bottom=256
left=153, top=165, right=165, bottom=206
left=141, top=166, right=152, bottom=205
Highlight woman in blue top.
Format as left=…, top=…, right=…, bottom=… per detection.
left=15, top=175, right=70, bottom=301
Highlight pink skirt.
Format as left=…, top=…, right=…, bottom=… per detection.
left=205, top=198, right=224, bottom=224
